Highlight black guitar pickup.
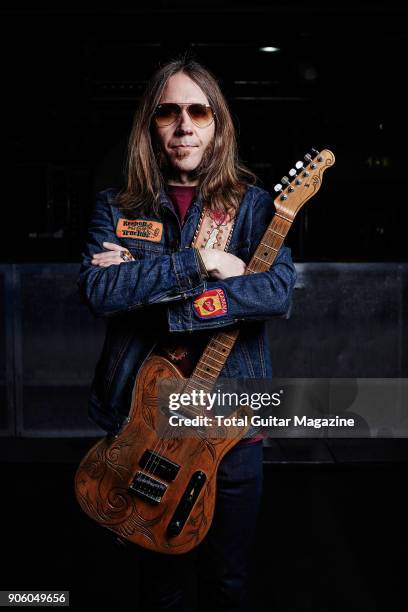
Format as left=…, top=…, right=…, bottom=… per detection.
left=129, top=472, right=167, bottom=505
left=139, top=450, right=180, bottom=482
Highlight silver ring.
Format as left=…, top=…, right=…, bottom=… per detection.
left=120, top=249, right=133, bottom=262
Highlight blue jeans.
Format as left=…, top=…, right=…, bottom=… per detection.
left=136, top=441, right=264, bottom=611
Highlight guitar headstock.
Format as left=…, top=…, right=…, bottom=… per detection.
left=273, top=148, right=335, bottom=220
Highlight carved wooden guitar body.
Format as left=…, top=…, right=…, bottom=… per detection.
left=75, top=354, right=252, bottom=554
left=75, top=149, right=335, bottom=554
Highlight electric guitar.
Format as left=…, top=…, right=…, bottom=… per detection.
left=74, top=148, right=335, bottom=554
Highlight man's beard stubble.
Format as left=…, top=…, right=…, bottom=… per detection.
left=157, top=140, right=214, bottom=183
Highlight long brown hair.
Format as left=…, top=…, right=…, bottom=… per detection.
left=114, top=57, right=257, bottom=219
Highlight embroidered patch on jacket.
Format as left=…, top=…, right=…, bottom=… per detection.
left=116, top=219, right=163, bottom=242
left=193, top=288, right=228, bottom=318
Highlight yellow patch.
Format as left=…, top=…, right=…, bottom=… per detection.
left=193, top=289, right=228, bottom=318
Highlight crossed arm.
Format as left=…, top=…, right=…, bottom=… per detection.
left=91, top=241, right=247, bottom=279
left=78, top=190, right=297, bottom=327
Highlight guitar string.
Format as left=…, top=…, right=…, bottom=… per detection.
left=134, top=155, right=312, bottom=505
left=136, top=205, right=234, bottom=496
left=134, top=206, right=209, bottom=497
left=135, top=221, right=284, bottom=497
left=134, top=160, right=304, bottom=501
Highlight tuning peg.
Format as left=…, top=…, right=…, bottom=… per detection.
left=295, top=161, right=304, bottom=170
left=313, top=148, right=324, bottom=162
left=310, top=149, right=319, bottom=167
left=288, top=168, right=297, bottom=177
left=309, top=150, right=318, bottom=169
left=281, top=176, right=290, bottom=186
left=274, top=183, right=283, bottom=192
left=304, top=153, right=312, bottom=164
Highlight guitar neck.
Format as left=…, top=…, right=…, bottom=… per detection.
left=184, top=215, right=293, bottom=395
left=184, top=148, right=335, bottom=395
left=246, top=213, right=292, bottom=274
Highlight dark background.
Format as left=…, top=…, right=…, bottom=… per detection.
left=1, top=1, right=407, bottom=262
left=0, top=3, right=407, bottom=611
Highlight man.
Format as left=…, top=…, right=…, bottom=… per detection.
left=78, top=58, right=297, bottom=611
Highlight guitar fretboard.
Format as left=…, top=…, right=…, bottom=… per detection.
left=184, top=212, right=293, bottom=394
left=182, top=147, right=335, bottom=395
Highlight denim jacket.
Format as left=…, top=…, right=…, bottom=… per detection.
left=77, top=184, right=297, bottom=434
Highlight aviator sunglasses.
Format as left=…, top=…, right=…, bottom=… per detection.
left=153, top=102, right=215, bottom=128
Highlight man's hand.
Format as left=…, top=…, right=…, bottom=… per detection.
left=91, top=242, right=134, bottom=267
left=199, top=249, right=246, bottom=279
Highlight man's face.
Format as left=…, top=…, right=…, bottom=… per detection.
left=153, top=72, right=215, bottom=181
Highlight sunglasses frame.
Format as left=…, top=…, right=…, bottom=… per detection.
left=153, top=102, right=216, bottom=128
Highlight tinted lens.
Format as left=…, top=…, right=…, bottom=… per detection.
left=154, top=103, right=181, bottom=127
left=154, top=103, right=215, bottom=128
left=187, top=104, right=214, bottom=127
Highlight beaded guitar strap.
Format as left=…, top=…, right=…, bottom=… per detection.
left=191, top=207, right=235, bottom=250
